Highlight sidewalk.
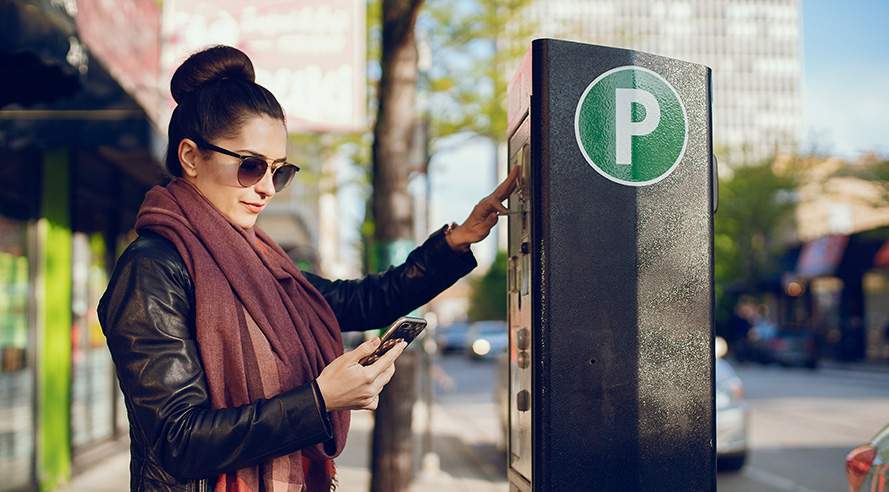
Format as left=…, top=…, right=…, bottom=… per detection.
left=57, top=401, right=508, bottom=492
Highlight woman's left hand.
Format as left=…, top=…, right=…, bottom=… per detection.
left=445, top=165, right=521, bottom=253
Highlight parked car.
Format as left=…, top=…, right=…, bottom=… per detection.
left=765, top=329, right=819, bottom=369
left=465, top=320, right=508, bottom=360
left=846, top=423, right=889, bottom=492
left=715, top=354, right=750, bottom=471
left=736, top=326, right=819, bottom=369
left=435, top=321, right=471, bottom=354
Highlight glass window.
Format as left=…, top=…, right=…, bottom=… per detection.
left=70, top=231, right=115, bottom=451
left=0, top=215, right=34, bottom=490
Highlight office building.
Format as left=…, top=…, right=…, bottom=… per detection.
left=520, top=0, right=803, bottom=165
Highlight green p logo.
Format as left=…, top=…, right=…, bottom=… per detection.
left=575, top=66, right=688, bottom=186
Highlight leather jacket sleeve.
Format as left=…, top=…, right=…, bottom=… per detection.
left=303, top=226, right=477, bottom=332
left=98, top=233, right=333, bottom=483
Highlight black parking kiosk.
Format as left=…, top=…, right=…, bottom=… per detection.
left=505, top=39, right=716, bottom=491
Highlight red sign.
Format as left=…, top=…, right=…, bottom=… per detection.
left=796, top=235, right=849, bottom=278
left=74, top=0, right=162, bottom=124
left=161, top=0, right=366, bottom=133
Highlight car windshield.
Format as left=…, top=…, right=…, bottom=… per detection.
left=476, top=321, right=506, bottom=334
left=715, top=358, right=735, bottom=384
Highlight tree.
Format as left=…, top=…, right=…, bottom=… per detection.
left=355, top=0, right=536, bottom=266
left=422, top=0, right=535, bottom=145
left=467, top=250, right=508, bottom=321
left=713, top=159, right=799, bottom=331
left=358, top=3, right=536, bottom=489
left=828, top=154, right=889, bottom=203
left=369, top=1, right=424, bottom=492
left=372, top=0, right=423, bottom=245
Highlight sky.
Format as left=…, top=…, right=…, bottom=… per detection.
left=800, top=0, right=889, bottom=158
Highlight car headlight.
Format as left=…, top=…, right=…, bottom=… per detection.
left=472, top=339, right=491, bottom=356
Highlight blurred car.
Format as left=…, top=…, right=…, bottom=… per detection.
left=435, top=321, right=471, bottom=354
left=846, top=423, right=889, bottom=492
left=734, top=322, right=776, bottom=364
left=736, top=326, right=819, bottom=369
left=764, top=329, right=819, bottom=369
left=715, top=354, right=750, bottom=471
left=465, top=320, right=507, bottom=360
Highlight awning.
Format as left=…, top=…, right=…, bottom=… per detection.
left=796, top=235, right=849, bottom=278
left=0, top=0, right=85, bottom=108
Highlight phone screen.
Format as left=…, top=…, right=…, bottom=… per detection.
left=359, top=316, right=427, bottom=366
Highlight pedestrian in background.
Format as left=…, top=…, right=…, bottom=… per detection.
left=98, top=45, right=518, bottom=492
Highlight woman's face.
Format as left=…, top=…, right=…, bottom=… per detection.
left=181, top=115, right=287, bottom=229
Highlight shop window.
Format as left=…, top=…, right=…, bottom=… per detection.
left=0, top=215, right=35, bottom=490
left=71, top=231, right=116, bottom=452
left=864, top=271, right=889, bottom=362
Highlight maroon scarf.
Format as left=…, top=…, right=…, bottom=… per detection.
left=135, top=179, right=349, bottom=491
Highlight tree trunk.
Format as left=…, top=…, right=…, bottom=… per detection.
left=369, top=1, right=424, bottom=492
left=372, top=0, right=423, bottom=242
left=369, top=349, right=419, bottom=492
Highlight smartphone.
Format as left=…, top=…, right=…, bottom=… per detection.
left=358, top=316, right=427, bottom=366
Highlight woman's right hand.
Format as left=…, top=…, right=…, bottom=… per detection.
left=315, top=337, right=407, bottom=412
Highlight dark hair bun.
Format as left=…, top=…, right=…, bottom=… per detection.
left=170, top=45, right=256, bottom=104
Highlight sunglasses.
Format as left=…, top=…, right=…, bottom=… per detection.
left=193, top=139, right=300, bottom=192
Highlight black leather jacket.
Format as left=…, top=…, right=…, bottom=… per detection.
left=98, top=227, right=476, bottom=492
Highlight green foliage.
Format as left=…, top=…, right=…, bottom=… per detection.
left=345, top=0, right=536, bottom=273
left=829, top=156, right=889, bottom=205
left=421, top=0, right=535, bottom=145
left=347, top=0, right=535, bottom=273
left=714, top=159, right=799, bottom=327
left=467, top=250, right=508, bottom=321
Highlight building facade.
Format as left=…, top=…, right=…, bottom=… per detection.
left=520, top=0, right=803, bottom=165
left=1, top=0, right=162, bottom=486
left=1, top=1, right=342, bottom=489
left=787, top=157, right=889, bottom=362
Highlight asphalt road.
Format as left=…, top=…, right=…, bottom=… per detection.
left=432, top=352, right=889, bottom=492
left=717, top=362, right=889, bottom=492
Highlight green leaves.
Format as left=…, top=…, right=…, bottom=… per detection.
left=714, top=159, right=798, bottom=324
left=468, top=250, right=508, bottom=321
left=421, top=0, right=535, bottom=144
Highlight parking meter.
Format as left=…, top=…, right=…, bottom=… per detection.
left=505, top=39, right=716, bottom=491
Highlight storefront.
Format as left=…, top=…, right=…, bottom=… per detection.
left=68, top=148, right=152, bottom=471
left=0, top=143, right=160, bottom=492
left=1, top=2, right=163, bottom=489
left=1, top=0, right=347, bottom=487
left=0, top=153, right=40, bottom=491
left=863, top=240, right=889, bottom=361
left=786, top=229, right=889, bottom=363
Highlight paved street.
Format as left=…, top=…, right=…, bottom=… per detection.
left=717, top=362, right=889, bottom=492
left=434, top=353, right=889, bottom=492
left=426, top=354, right=509, bottom=490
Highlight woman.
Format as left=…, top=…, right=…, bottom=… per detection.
left=98, top=45, right=517, bottom=492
